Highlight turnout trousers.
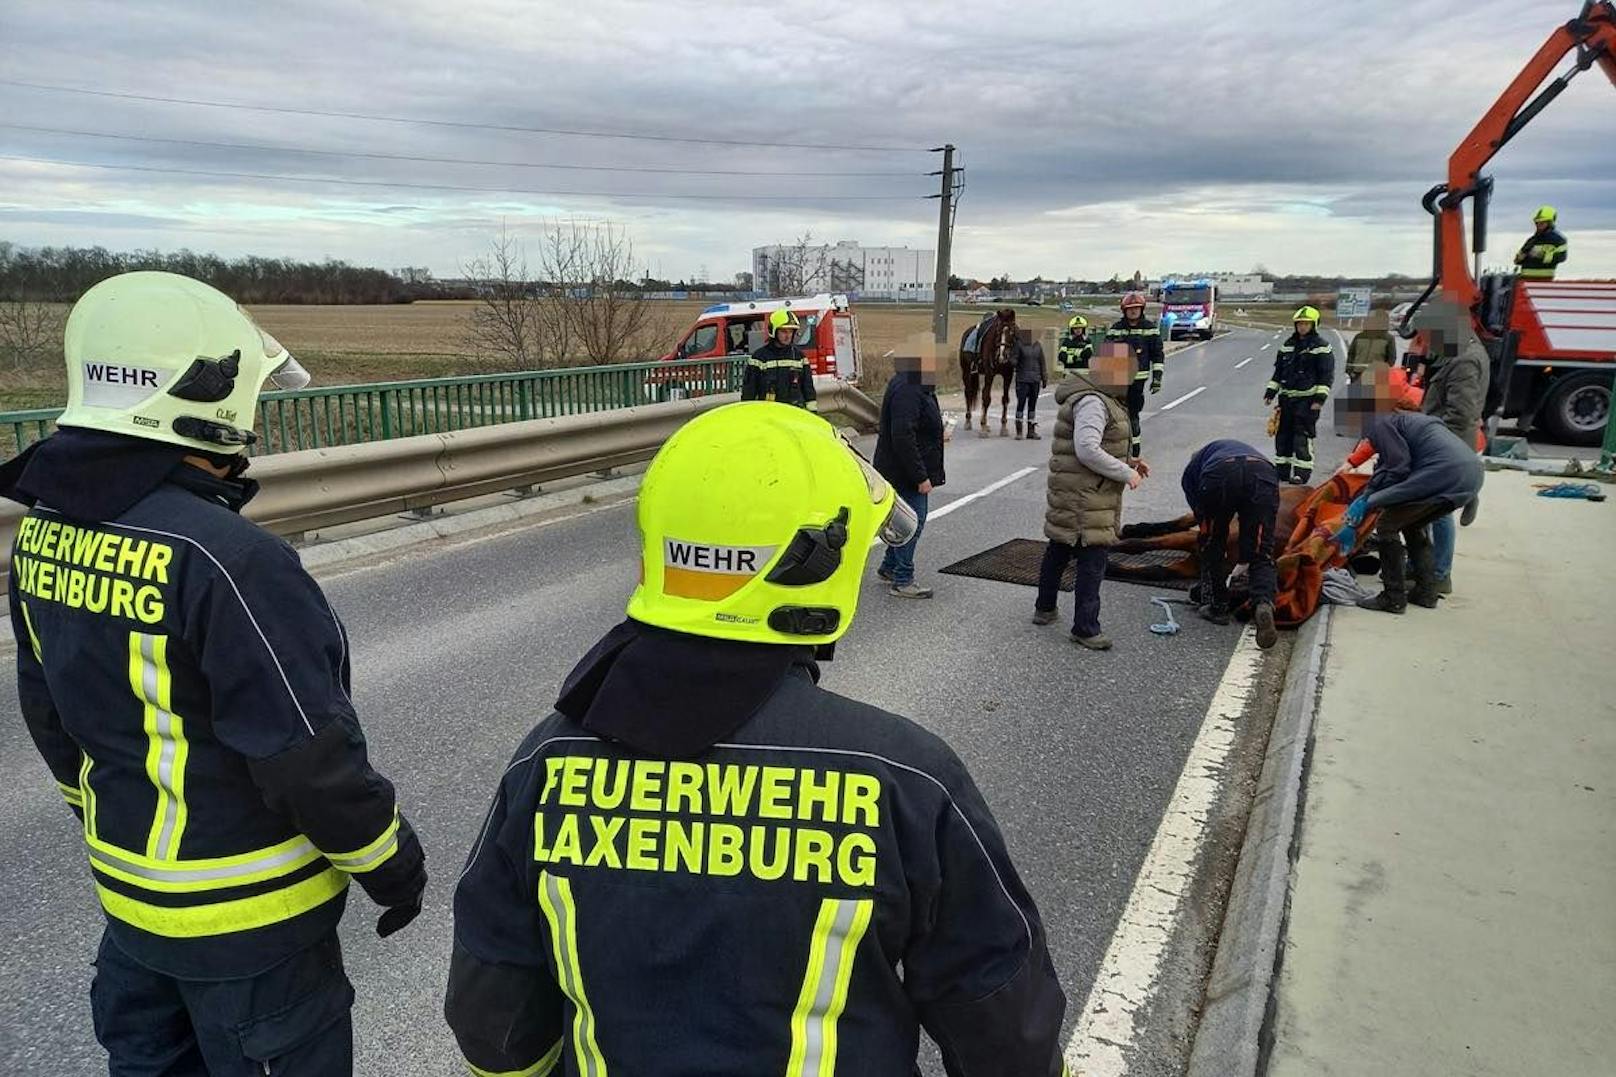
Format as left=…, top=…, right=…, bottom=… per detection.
left=91, top=930, right=354, bottom=1076
left=1273, top=399, right=1318, bottom=482
left=1196, top=457, right=1280, bottom=610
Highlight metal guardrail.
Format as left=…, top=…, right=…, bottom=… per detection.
left=0, top=378, right=881, bottom=592
left=0, top=356, right=747, bottom=457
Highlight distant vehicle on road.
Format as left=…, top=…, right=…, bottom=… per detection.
left=651, top=293, right=862, bottom=400
left=1160, top=278, right=1218, bottom=340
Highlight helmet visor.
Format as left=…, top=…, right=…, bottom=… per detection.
left=239, top=307, right=311, bottom=390
left=850, top=449, right=920, bottom=548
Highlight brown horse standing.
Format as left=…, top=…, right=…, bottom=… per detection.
left=958, top=308, right=1018, bottom=436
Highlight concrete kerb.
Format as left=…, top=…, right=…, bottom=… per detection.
left=1185, top=604, right=1335, bottom=1077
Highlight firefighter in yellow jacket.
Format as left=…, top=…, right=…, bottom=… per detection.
left=445, top=403, right=1068, bottom=1076
left=1, top=273, right=426, bottom=1074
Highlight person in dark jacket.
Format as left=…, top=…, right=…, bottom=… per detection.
left=742, top=309, right=819, bottom=410
left=2, top=273, right=425, bottom=1075
left=1264, top=306, right=1337, bottom=483
left=1107, top=292, right=1164, bottom=458
left=873, top=351, right=947, bottom=598
left=1056, top=315, right=1094, bottom=373
left=1345, top=309, right=1399, bottom=383
left=1514, top=205, right=1569, bottom=281
left=1411, top=298, right=1490, bottom=594
left=1013, top=327, right=1049, bottom=441
left=1033, top=342, right=1145, bottom=650
left=1180, top=439, right=1280, bottom=648
left=1336, top=375, right=1483, bottom=613
left=444, top=403, right=1067, bottom=1077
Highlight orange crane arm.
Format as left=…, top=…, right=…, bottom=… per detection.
left=1429, top=1, right=1616, bottom=314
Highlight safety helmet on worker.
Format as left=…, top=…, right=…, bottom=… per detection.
left=627, top=402, right=918, bottom=645
left=1067, top=315, right=1088, bottom=330
left=1292, top=305, right=1321, bottom=328
left=768, top=309, right=802, bottom=337
left=1120, top=292, right=1146, bottom=312
left=1533, top=205, right=1558, bottom=224
left=57, top=271, right=309, bottom=454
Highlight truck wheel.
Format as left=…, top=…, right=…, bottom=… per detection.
left=1539, top=372, right=1610, bottom=446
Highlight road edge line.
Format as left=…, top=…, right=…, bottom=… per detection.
left=1185, top=605, right=1335, bottom=1077
left=1063, top=626, right=1267, bottom=1076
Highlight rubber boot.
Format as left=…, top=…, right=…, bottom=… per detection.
left=1357, top=536, right=1408, bottom=613
left=1406, top=529, right=1441, bottom=608
left=1014, top=420, right=1024, bottom=440
left=1027, top=422, right=1041, bottom=440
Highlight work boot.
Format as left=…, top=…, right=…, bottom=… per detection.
left=1027, top=422, right=1041, bottom=440
left=1254, top=602, right=1278, bottom=649
left=1014, top=420, right=1024, bottom=440
left=1198, top=603, right=1232, bottom=626
left=1031, top=608, right=1057, bottom=626
left=1407, top=535, right=1441, bottom=609
left=1460, top=496, right=1480, bottom=527
left=889, top=582, right=934, bottom=599
left=1357, top=536, right=1408, bottom=613
left=1071, top=632, right=1113, bottom=651
left=876, top=566, right=894, bottom=582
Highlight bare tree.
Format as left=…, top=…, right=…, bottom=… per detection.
left=0, top=300, right=64, bottom=371
left=461, top=225, right=546, bottom=370
left=757, top=232, right=832, bottom=296
left=534, top=220, right=670, bottom=366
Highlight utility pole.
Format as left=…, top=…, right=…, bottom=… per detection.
left=929, top=144, right=958, bottom=345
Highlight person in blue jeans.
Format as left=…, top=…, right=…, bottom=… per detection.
left=873, top=351, right=946, bottom=597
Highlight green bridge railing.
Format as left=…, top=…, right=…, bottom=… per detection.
left=1, top=356, right=745, bottom=458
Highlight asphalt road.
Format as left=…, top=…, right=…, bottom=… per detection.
left=0, top=326, right=1348, bottom=1074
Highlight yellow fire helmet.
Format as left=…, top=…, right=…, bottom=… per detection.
left=1067, top=315, right=1088, bottom=330
left=767, top=309, right=802, bottom=334
left=627, top=402, right=918, bottom=645
left=58, top=271, right=310, bottom=454
left=1533, top=204, right=1558, bottom=223
left=1292, top=305, right=1321, bottom=326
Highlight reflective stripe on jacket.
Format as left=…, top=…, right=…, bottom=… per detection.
left=1267, top=330, right=1337, bottom=400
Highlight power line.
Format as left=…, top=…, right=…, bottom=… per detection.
left=0, top=122, right=923, bottom=178
left=0, top=78, right=927, bottom=153
left=0, top=153, right=927, bottom=200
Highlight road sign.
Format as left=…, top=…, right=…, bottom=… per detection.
left=1336, top=287, right=1372, bottom=320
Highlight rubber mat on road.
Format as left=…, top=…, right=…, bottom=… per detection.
left=938, top=539, right=1195, bottom=592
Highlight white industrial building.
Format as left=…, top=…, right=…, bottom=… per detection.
left=1211, top=274, right=1274, bottom=299
left=752, top=240, right=935, bottom=300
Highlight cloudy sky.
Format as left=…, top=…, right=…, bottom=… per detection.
left=1, top=0, right=1611, bottom=282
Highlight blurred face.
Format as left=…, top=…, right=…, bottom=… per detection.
left=896, top=351, right=939, bottom=386
left=1089, top=342, right=1134, bottom=388
left=1334, top=368, right=1395, bottom=434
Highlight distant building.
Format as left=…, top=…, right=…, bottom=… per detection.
left=752, top=240, right=935, bottom=299
left=1211, top=274, right=1274, bottom=299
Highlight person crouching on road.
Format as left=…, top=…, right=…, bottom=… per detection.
left=1334, top=369, right=1483, bottom=614
left=444, top=403, right=1069, bottom=1077
left=1180, top=440, right=1281, bottom=649
left=742, top=308, right=819, bottom=410
left=874, top=350, right=946, bottom=598
left=1264, top=306, right=1336, bottom=483
left=1013, top=327, right=1048, bottom=440
left=1033, top=341, right=1147, bottom=651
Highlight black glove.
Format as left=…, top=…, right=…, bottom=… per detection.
left=1150, top=378, right=1163, bottom=395
left=1263, top=392, right=1276, bottom=406
left=377, top=897, right=423, bottom=938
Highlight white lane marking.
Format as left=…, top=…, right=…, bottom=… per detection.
left=1235, top=356, right=1254, bottom=369
left=1157, top=386, right=1206, bottom=412
left=1064, top=629, right=1266, bottom=1076
left=868, top=466, right=1039, bottom=546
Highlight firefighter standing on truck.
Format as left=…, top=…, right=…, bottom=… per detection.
left=0, top=272, right=426, bottom=1075
left=1514, top=204, right=1568, bottom=281
left=1057, top=314, right=1094, bottom=372
left=444, top=403, right=1068, bottom=1077
left=1264, top=305, right=1337, bottom=483
left=742, top=308, right=819, bottom=410
left=1106, top=293, right=1163, bottom=458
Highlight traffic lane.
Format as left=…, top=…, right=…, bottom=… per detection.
left=0, top=375, right=1268, bottom=1073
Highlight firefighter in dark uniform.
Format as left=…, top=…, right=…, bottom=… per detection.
left=1514, top=204, right=1568, bottom=281
left=1, top=272, right=426, bottom=1075
left=741, top=308, right=819, bottom=411
left=1264, top=305, right=1337, bottom=483
left=1056, top=314, right=1094, bottom=373
left=1106, top=292, right=1163, bottom=458
left=445, top=403, right=1068, bottom=1077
